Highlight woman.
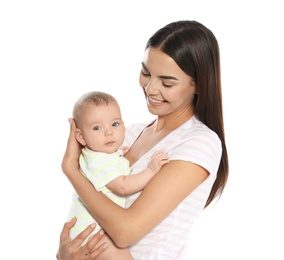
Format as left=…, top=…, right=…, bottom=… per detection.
left=57, top=20, right=229, bottom=259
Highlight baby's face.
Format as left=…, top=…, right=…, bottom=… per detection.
left=79, top=103, right=125, bottom=153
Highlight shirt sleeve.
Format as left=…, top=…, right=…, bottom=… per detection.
left=80, top=153, right=131, bottom=191
left=167, top=128, right=222, bottom=176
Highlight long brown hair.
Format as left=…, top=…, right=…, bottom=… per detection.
left=146, top=20, right=229, bottom=207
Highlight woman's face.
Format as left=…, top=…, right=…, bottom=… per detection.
left=139, top=47, right=196, bottom=118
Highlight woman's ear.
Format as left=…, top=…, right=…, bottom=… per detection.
left=75, top=129, right=86, bottom=146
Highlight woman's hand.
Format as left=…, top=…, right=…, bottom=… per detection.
left=56, top=217, right=108, bottom=260
left=61, top=118, right=82, bottom=176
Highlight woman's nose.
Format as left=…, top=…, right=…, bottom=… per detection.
left=144, top=80, right=159, bottom=94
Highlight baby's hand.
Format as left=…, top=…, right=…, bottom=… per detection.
left=119, top=146, right=129, bottom=155
left=147, top=150, right=169, bottom=174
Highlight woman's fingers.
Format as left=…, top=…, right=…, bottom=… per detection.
left=59, top=217, right=77, bottom=244
left=84, top=230, right=108, bottom=258
left=61, top=118, right=81, bottom=174
left=57, top=219, right=107, bottom=260
left=70, top=223, right=98, bottom=250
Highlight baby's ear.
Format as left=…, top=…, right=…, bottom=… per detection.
left=75, top=129, right=86, bottom=146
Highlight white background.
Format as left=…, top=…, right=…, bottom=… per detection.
left=1, top=1, right=283, bottom=259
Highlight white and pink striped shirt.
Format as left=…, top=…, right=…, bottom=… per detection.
left=124, top=115, right=222, bottom=259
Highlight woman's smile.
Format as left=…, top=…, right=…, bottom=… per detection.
left=147, top=95, right=166, bottom=105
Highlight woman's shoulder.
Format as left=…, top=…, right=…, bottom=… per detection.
left=168, top=116, right=222, bottom=175
left=179, top=116, right=220, bottom=142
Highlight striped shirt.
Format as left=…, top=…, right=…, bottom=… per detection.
left=124, top=115, right=222, bottom=259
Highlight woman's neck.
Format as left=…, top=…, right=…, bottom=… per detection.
left=153, top=108, right=194, bottom=132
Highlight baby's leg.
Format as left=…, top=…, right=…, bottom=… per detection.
left=91, top=233, right=133, bottom=260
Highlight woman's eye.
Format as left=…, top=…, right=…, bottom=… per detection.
left=162, top=82, right=173, bottom=87
left=141, top=69, right=150, bottom=77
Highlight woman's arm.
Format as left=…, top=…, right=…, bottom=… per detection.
left=62, top=119, right=208, bottom=248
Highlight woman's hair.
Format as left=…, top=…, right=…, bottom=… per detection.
left=146, top=20, right=229, bottom=207
left=73, top=91, right=118, bottom=127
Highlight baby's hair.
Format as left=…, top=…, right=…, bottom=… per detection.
left=73, top=91, right=118, bottom=126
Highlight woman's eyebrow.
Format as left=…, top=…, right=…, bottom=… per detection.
left=159, top=75, right=178, bottom=80
left=141, top=62, right=178, bottom=80
left=141, top=62, right=148, bottom=72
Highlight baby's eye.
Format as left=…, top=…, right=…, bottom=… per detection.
left=93, top=126, right=101, bottom=131
left=112, top=122, right=120, bottom=127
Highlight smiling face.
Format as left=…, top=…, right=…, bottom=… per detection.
left=75, top=102, right=125, bottom=154
left=139, top=48, right=196, bottom=119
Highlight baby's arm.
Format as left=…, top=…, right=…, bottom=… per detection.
left=106, top=150, right=169, bottom=196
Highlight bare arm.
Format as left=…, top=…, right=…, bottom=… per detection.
left=106, top=151, right=169, bottom=196
left=62, top=119, right=208, bottom=248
